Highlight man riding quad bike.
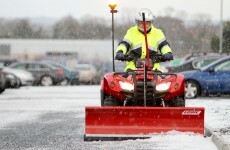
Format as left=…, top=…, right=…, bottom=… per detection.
left=84, top=8, right=204, bottom=141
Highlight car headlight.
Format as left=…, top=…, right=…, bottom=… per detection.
left=156, top=82, right=171, bottom=92
left=6, top=73, right=15, bottom=79
left=119, top=81, right=134, bottom=92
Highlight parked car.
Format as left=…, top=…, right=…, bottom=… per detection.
left=48, top=63, right=79, bottom=85
left=8, top=61, right=66, bottom=86
left=181, top=56, right=230, bottom=99
left=74, top=64, right=99, bottom=84
left=165, top=56, right=222, bottom=73
left=2, top=67, right=34, bottom=87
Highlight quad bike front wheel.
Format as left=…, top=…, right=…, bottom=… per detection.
left=101, top=91, right=121, bottom=106
left=104, top=96, right=121, bottom=106
left=164, top=95, right=185, bottom=107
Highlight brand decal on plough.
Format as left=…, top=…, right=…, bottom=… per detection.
left=182, top=110, right=202, bottom=115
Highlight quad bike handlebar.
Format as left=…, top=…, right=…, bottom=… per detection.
left=121, top=52, right=173, bottom=69
left=123, top=52, right=168, bottom=63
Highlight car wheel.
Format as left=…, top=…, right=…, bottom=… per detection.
left=0, top=86, right=5, bottom=93
left=59, top=78, right=69, bottom=86
left=185, top=80, right=200, bottom=99
left=40, top=75, right=54, bottom=86
left=13, top=78, right=21, bottom=89
left=0, top=74, right=6, bottom=93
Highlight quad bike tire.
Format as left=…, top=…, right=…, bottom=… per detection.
left=103, top=96, right=121, bottom=106
left=165, top=95, right=185, bottom=107
left=101, top=91, right=121, bottom=106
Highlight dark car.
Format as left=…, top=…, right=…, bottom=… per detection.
left=166, top=56, right=222, bottom=73
left=8, top=61, right=66, bottom=86
left=0, top=68, right=6, bottom=93
left=181, top=56, right=230, bottom=99
left=49, top=63, right=79, bottom=85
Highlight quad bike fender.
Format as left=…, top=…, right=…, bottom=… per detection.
left=164, top=74, right=185, bottom=100
left=101, top=73, right=126, bottom=100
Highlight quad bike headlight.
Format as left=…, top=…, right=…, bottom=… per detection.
left=119, top=81, right=134, bottom=92
left=156, top=82, right=171, bottom=92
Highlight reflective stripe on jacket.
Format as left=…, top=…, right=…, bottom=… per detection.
left=116, top=25, right=172, bottom=71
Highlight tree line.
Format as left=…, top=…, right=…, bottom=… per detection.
left=0, top=15, right=229, bottom=56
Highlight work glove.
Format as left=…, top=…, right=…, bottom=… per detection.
left=115, top=50, right=125, bottom=61
left=163, top=53, right=173, bottom=61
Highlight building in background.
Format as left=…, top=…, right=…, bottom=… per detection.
left=0, top=39, right=118, bottom=62
left=0, top=44, right=11, bottom=56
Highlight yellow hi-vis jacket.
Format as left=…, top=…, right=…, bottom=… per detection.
left=116, top=25, right=172, bottom=71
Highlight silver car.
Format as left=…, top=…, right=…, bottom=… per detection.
left=8, top=61, right=66, bottom=86
left=3, top=67, right=34, bottom=86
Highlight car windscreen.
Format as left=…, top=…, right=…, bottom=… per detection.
left=193, top=58, right=220, bottom=69
left=0, top=62, right=4, bottom=68
left=75, top=65, right=91, bottom=70
left=201, top=57, right=229, bottom=71
left=45, top=64, right=61, bottom=70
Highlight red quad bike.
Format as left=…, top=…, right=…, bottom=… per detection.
left=101, top=52, right=185, bottom=108
left=84, top=13, right=205, bottom=141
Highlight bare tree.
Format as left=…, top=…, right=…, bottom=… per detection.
left=53, top=15, right=80, bottom=39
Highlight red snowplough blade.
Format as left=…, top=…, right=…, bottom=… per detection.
left=84, top=106, right=204, bottom=141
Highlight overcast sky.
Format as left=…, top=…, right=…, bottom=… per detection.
left=0, top=0, right=230, bottom=22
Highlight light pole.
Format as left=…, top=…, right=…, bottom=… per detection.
left=108, top=0, right=118, bottom=72
left=219, top=0, right=223, bottom=53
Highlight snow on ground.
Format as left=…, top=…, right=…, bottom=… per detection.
left=83, top=133, right=216, bottom=150
left=186, top=98, right=230, bottom=132
left=0, top=85, right=229, bottom=149
left=0, top=86, right=99, bottom=129
left=187, top=97, right=230, bottom=149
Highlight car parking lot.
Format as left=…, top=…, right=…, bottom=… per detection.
left=0, top=53, right=229, bottom=100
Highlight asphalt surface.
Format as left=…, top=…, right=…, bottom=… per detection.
left=1, top=111, right=83, bottom=149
